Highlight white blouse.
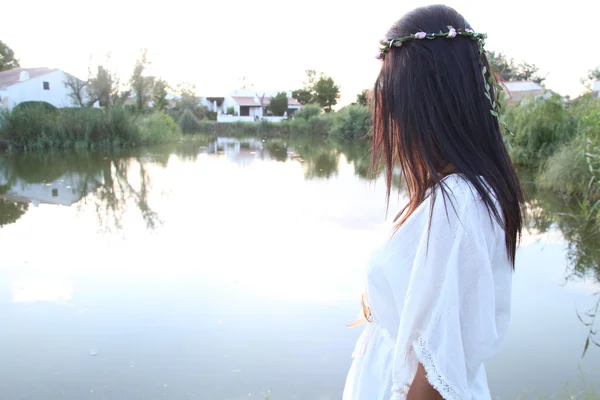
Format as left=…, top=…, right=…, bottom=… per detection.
left=343, top=175, right=513, bottom=400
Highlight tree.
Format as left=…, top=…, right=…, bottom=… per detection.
left=176, top=82, right=199, bottom=111
left=292, top=70, right=318, bottom=105
left=487, top=51, right=515, bottom=82
left=0, top=40, right=20, bottom=71
left=291, top=89, right=313, bottom=105
left=292, top=70, right=340, bottom=111
left=130, top=49, right=155, bottom=113
left=514, top=62, right=545, bottom=84
left=153, top=79, right=170, bottom=111
left=269, top=92, right=288, bottom=116
left=355, top=90, right=368, bottom=106
left=65, top=75, right=90, bottom=107
left=581, top=67, right=600, bottom=90
left=88, top=66, right=117, bottom=107
left=487, top=50, right=545, bottom=84
left=588, top=67, right=600, bottom=81
left=313, top=75, right=340, bottom=112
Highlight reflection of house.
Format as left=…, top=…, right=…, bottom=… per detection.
left=210, top=137, right=264, bottom=165
left=592, top=81, right=600, bottom=99
left=504, top=81, right=544, bottom=102
left=212, top=90, right=304, bottom=123
left=0, top=68, right=97, bottom=111
left=0, top=173, right=104, bottom=207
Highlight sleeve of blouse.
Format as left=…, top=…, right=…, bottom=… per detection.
left=388, top=185, right=503, bottom=400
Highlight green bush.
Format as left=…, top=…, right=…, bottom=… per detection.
left=178, top=109, right=202, bottom=133
left=138, top=112, right=182, bottom=144
left=505, top=94, right=574, bottom=166
left=294, top=104, right=321, bottom=121
left=331, top=104, right=371, bottom=140
left=0, top=104, right=183, bottom=150
left=538, top=98, right=600, bottom=203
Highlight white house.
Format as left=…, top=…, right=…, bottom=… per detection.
left=0, top=67, right=96, bottom=111
left=503, top=81, right=544, bottom=102
left=592, top=80, right=600, bottom=99
left=212, top=90, right=304, bottom=123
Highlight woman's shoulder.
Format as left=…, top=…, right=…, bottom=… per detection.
left=432, top=174, right=502, bottom=232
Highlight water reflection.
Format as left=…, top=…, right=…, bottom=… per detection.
left=0, top=137, right=598, bottom=398
left=521, top=171, right=600, bottom=357
left=0, top=150, right=164, bottom=231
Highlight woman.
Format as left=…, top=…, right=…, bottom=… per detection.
left=343, top=5, right=525, bottom=400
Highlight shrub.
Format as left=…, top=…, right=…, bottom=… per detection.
left=178, top=109, right=202, bottom=133
left=505, top=94, right=574, bottom=166
left=294, top=104, right=321, bottom=121
left=138, top=112, right=182, bottom=144
left=539, top=98, right=600, bottom=202
left=331, top=104, right=371, bottom=140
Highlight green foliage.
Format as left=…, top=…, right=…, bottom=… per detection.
left=291, top=89, right=313, bottom=105
left=0, top=199, right=29, bottom=227
left=0, top=104, right=180, bottom=150
left=292, top=70, right=340, bottom=111
left=0, top=40, right=19, bottom=71
left=539, top=98, right=600, bottom=202
left=268, top=92, right=288, bottom=116
left=487, top=50, right=545, bottom=84
left=313, top=75, right=340, bottom=112
left=331, top=105, right=371, bottom=140
left=294, top=104, right=321, bottom=121
left=505, top=94, right=574, bottom=166
left=88, top=65, right=121, bottom=108
left=138, top=112, right=182, bottom=144
left=178, top=109, right=202, bottom=133
left=130, top=49, right=155, bottom=113
left=176, top=82, right=199, bottom=111
left=226, top=106, right=235, bottom=116
left=153, top=79, right=170, bottom=111
left=355, top=90, right=369, bottom=106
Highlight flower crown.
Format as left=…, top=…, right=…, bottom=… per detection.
left=377, top=26, right=512, bottom=143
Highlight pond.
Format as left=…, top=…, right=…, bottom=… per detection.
left=0, top=136, right=598, bottom=399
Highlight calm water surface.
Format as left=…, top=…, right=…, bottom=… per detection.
left=0, top=136, right=598, bottom=399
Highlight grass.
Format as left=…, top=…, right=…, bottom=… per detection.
left=0, top=105, right=181, bottom=151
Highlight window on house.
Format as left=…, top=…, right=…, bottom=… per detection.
left=43, top=82, right=50, bottom=90
left=240, top=106, right=250, bottom=116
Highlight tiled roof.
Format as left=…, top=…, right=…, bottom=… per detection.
left=0, top=68, right=57, bottom=88
left=232, top=96, right=260, bottom=106
left=262, top=97, right=302, bottom=106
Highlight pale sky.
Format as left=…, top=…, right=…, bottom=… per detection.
left=2, top=0, right=599, bottom=106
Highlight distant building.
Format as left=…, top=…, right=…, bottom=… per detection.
left=0, top=67, right=97, bottom=111
left=503, top=81, right=544, bottom=102
left=207, top=90, right=304, bottom=123
left=592, top=80, right=600, bottom=99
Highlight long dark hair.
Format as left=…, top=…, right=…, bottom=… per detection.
left=372, top=4, right=525, bottom=265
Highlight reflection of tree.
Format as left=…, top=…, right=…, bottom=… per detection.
left=522, top=171, right=600, bottom=357
left=334, top=139, right=375, bottom=180
left=174, top=138, right=216, bottom=163
left=0, top=150, right=164, bottom=232
left=265, top=140, right=288, bottom=162
left=291, top=137, right=339, bottom=179
left=0, top=199, right=29, bottom=227
left=77, top=156, right=162, bottom=231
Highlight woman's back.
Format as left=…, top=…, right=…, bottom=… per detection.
left=344, top=175, right=512, bottom=400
